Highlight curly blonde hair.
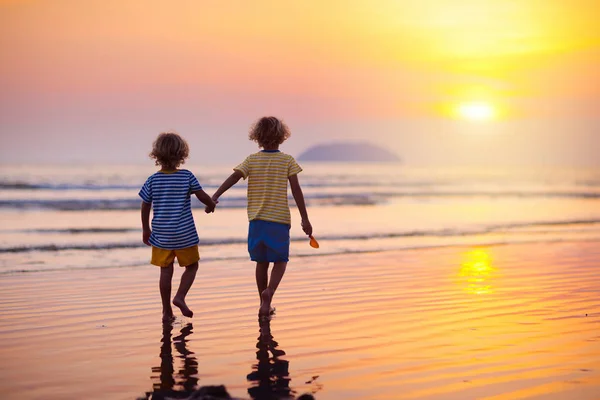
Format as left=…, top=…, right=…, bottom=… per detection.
left=248, top=116, right=291, bottom=149
left=149, top=131, right=189, bottom=169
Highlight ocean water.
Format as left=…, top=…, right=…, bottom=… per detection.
left=0, top=163, right=599, bottom=274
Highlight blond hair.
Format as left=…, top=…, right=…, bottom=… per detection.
left=248, top=116, right=291, bottom=149
left=149, top=131, right=189, bottom=169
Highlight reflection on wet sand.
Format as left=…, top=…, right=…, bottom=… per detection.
left=458, top=248, right=497, bottom=295
left=247, top=317, right=292, bottom=399
left=141, top=322, right=199, bottom=399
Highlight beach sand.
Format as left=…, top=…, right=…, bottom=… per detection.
left=1, top=241, right=599, bottom=399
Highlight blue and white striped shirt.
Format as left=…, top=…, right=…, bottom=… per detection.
left=139, top=169, right=202, bottom=249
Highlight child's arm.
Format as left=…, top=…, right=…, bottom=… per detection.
left=212, top=170, right=244, bottom=202
left=193, top=189, right=217, bottom=213
left=289, top=174, right=313, bottom=236
left=141, top=201, right=152, bottom=245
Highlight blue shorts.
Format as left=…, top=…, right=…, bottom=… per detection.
left=248, top=220, right=290, bottom=263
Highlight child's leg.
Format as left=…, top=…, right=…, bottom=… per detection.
left=268, top=261, right=287, bottom=295
left=255, top=262, right=269, bottom=302
left=160, top=264, right=174, bottom=321
left=260, top=261, right=287, bottom=315
left=173, top=262, right=198, bottom=318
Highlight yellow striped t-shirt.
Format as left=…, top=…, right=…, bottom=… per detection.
left=234, top=150, right=302, bottom=225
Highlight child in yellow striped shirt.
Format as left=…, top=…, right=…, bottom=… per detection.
left=210, top=116, right=313, bottom=316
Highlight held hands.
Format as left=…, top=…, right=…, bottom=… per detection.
left=142, top=228, right=151, bottom=246
left=301, top=218, right=313, bottom=236
left=204, top=197, right=219, bottom=214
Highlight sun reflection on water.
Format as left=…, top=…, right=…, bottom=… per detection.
left=459, top=249, right=496, bottom=295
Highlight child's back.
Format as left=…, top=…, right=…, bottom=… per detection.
left=235, top=150, right=302, bottom=225
left=140, top=169, right=202, bottom=249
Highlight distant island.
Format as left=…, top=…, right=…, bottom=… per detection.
left=297, top=142, right=401, bottom=162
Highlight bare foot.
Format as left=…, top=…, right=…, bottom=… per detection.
left=259, top=288, right=273, bottom=316
left=173, top=297, right=193, bottom=318
left=162, top=312, right=175, bottom=323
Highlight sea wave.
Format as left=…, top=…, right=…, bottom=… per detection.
left=0, top=181, right=400, bottom=190
left=22, top=228, right=139, bottom=234
left=2, top=237, right=599, bottom=275
left=3, top=176, right=600, bottom=192
left=0, top=182, right=137, bottom=190
left=0, top=189, right=599, bottom=211
left=2, top=218, right=598, bottom=254
left=0, top=180, right=453, bottom=191
left=0, top=194, right=377, bottom=210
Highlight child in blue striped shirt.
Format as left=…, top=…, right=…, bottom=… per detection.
left=139, top=132, right=216, bottom=322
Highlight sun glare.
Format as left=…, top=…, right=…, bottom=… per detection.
left=457, top=102, right=496, bottom=122
left=458, top=249, right=496, bottom=295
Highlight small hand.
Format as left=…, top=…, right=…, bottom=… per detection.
left=142, top=229, right=151, bottom=246
left=205, top=199, right=218, bottom=214
left=301, top=219, right=313, bottom=236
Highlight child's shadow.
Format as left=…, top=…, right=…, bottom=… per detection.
left=246, top=317, right=292, bottom=399
left=141, top=321, right=199, bottom=399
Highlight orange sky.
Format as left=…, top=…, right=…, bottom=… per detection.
left=0, top=0, right=598, bottom=165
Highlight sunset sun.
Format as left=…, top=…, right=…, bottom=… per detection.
left=457, top=102, right=496, bottom=122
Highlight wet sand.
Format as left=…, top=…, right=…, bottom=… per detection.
left=1, top=241, right=599, bottom=399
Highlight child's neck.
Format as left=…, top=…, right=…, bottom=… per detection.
left=262, top=145, right=279, bottom=151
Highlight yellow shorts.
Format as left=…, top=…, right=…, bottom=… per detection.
left=151, top=245, right=200, bottom=267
